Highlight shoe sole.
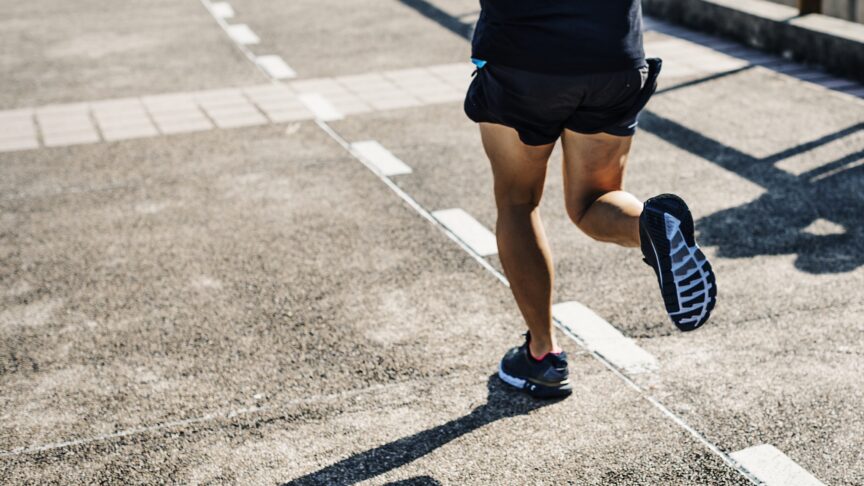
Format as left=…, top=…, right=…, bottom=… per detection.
left=498, top=363, right=573, bottom=399
left=641, top=194, right=717, bottom=331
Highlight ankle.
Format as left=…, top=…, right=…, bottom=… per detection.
left=528, top=338, right=561, bottom=360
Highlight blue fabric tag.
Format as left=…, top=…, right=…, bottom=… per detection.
left=471, top=58, right=487, bottom=69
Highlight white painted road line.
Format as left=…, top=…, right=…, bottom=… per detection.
left=210, top=1, right=235, bottom=19
left=0, top=110, right=35, bottom=136
left=427, top=63, right=475, bottom=91
left=92, top=99, right=159, bottom=141
left=298, top=93, right=344, bottom=121
left=142, top=110, right=214, bottom=135
left=552, top=301, right=658, bottom=373
left=350, top=140, right=412, bottom=176
left=41, top=130, right=101, bottom=148
left=0, top=63, right=487, bottom=151
left=242, top=84, right=312, bottom=121
left=226, top=24, right=260, bottom=45
left=200, top=0, right=273, bottom=80
left=143, top=94, right=214, bottom=135
left=315, top=120, right=509, bottom=287
left=731, top=444, right=825, bottom=486
left=432, top=208, right=498, bottom=256
left=194, top=89, right=269, bottom=128
left=0, top=138, right=39, bottom=152
left=0, top=110, right=38, bottom=152
left=315, top=119, right=759, bottom=482
left=259, top=107, right=315, bottom=123
left=256, top=55, right=297, bottom=80
left=338, top=73, right=423, bottom=111
left=207, top=110, right=269, bottom=129
left=322, top=113, right=760, bottom=482
left=37, top=104, right=102, bottom=147
left=101, top=124, right=160, bottom=142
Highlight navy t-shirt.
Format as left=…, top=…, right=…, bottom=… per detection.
left=471, top=1, right=645, bottom=74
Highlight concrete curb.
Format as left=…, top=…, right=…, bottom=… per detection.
left=642, top=0, right=864, bottom=83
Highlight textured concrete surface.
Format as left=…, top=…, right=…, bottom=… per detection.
left=0, top=124, right=748, bottom=484
left=225, top=0, right=470, bottom=77
left=0, top=0, right=264, bottom=107
left=1, top=0, right=863, bottom=484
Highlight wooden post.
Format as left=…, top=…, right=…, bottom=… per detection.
left=798, top=0, right=822, bottom=14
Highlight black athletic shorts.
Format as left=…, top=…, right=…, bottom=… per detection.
left=464, top=58, right=662, bottom=146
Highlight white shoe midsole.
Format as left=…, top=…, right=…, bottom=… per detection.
left=498, top=363, right=526, bottom=389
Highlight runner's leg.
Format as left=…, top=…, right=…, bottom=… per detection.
left=480, top=122, right=558, bottom=358
left=561, top=130, right=643, bottom=247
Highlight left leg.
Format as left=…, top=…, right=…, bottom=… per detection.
left=561, top=128, right=717, bottom=331
left=560, top=129, right=643, bottom=247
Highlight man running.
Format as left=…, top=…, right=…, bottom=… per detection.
left=464, top=1, right=717, bottom=398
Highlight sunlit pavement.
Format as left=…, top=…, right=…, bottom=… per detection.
left=1, top=1, right=862, bottom=484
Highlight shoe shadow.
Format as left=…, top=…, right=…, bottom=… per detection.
left=281, top=374, right=561, bottom=486
left=641, top=113, right=864, bottom=274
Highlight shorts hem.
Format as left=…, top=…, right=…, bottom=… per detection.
left=465, top=87, right=559, bottom=146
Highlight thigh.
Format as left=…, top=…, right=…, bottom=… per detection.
left=560, top=129, right=634, bottom=217
left=467, top=65, right=578, bottom=147
left=480, top=122, right=556, bottom=207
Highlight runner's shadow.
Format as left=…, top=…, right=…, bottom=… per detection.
left=282, top=374, right=560, bottom=486
left=398, top=0, right=473, bottom=40
left=383, top=476, right=442, bottom=485
left=398, top=0, right=864, bottom=273
left=641, top=113, right=864, bottom=274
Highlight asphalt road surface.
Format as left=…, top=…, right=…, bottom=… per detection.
left=1, top=1, right=863, bottom=484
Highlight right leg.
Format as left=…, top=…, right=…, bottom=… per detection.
left=480, top=122, right=558, bottom=358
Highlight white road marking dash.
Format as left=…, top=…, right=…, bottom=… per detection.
left=226, top=24, right=260, bottom=45
left=432, top=208, right=497, bottom=256
left=210, top=2, right=235, bottom=18
left=350, top=140, right=412, bottom=176
left=731, top=444, right=825, bottom=486
left=256, top=55, right=297, bottom=80
left=552, top=301, right=658, bottom=373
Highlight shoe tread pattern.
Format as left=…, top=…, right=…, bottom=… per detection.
left=641, top=194, right=717, bottom=331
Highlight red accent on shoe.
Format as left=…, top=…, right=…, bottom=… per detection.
left=530, top=348, right=563, bottom=362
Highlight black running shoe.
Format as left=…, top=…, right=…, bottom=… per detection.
left=640, top=194, right=717, bottom=331
left=498, top=333, right=572, bottom=399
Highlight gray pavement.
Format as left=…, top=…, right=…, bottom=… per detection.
left=226, top=0, right=470, bottom=77
left=0, top=0, right=265, bottom=108
left=1, top=0, right=863, bottom=484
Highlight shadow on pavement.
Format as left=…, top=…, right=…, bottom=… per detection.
left=398, top=0, right=473, bottom=40
left=282, top=374, right=560, bottom=486
left=641, top=113, right=864, bottom=274
left=397, top=0, right=864, bottom=274
left=655, top=65, right=754, bottom=95
left=383, top=476, right=442, bottom=485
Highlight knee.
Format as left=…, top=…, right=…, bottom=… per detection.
left=494, top=185, right=543, bottom=213
left=569, top=207, right=606, bottom=242
left=564, top=195, right=592, bottom=228
left=565, top=194, right=610, bottom=242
